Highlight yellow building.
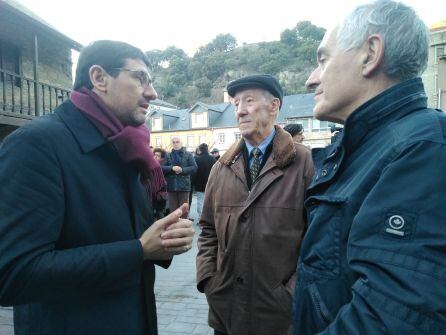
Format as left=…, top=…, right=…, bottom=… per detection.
left=422, top=21, right=446, bottom=109
left=148, top=102, right=221, bottom=151
left=148, top=94, right=337, bottom=151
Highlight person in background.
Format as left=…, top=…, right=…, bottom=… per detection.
left=197, top=74, right=313, bottom=335
left=210, top=147, right=220, bottom=160
left=283, top=123, right=305, bottom=143
left=152, top=148, right=168, bottom=220
left=162, top=137, right=197, bottom=218
left=293, top=1, right=446, bottom=334
left=193, top=143, right=216, bottom=223
left=0, top=40, right=194, bottom=335
left=153, top=147, right=166, bottom=163
left=188, top=146, right=202, bottom=217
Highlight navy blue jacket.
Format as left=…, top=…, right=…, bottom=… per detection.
left=293, top=78, right=446, bottom=334
left=0, top=101, right=162, bottom=335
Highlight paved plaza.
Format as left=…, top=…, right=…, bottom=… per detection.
left=0, top=195, right=213, bottom=335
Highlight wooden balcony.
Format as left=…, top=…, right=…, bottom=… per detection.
left=0, top=68, right=70, bottom=126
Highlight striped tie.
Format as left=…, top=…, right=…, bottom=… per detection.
left=250, top=148, right=262, bottom=183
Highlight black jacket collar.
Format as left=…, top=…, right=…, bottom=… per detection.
left=56, top=100, right=107, bottom=153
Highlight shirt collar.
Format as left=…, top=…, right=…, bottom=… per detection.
left=245, top=128, right=276, bottom=156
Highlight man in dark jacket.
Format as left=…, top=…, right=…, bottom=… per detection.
left=162, top=137, right=197, bottom=218
left=193, top=143, right=216, bottom=221
left=210, top=147, right=221, bottom=160
left=283, top=123, right=305, bottom=143
left=293, top=1, right=446, bottom=334
left=197, top=74, right=314, bottom=335
left=0, top=40, right=194, bottom=335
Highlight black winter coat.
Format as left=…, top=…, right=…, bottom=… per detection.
left=193, top=153, right=216, bottom=192
left=0, top=101, right=164, bottom=335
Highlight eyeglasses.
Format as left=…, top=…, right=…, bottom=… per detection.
left=109, top=68, right=153, bottom=88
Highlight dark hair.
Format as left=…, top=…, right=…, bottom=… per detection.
left=153, top=147, right=166, bottom=158
left=283, top=124, right=303, bottom=137
left=73, top=40, right=150, bottom=90
left=198, top=143, right=209, bottom=154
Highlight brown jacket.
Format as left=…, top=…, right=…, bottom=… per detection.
left=196, top=126, right=314, bottom=335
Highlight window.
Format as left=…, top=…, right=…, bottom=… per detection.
left=155, top=137, right=162, bottom=147
left=198, top=135, right=207, bottom=144
left=286, top=118, right=310, bottom=132
left=437, top=47, right=445, bottom=59
left=0, top=41, right=21, bottom=86
left=234, top=132, right=241, bottom=141
left=218, top=133, right=225, bottom=144
left=191, top=112, right=207, bottom=128
left=187, top=135, right=194, bottom=147
left=312, top=119, right=330, bottom=132
left=151, top=116, right=162, bottom=131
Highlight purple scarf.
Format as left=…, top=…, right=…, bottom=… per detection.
left=71, top=87, right=166, bottom=200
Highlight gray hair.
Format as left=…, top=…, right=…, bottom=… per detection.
left=337, top=0, right=429, bottom=81
left=261, top=90, right=280, bottom=118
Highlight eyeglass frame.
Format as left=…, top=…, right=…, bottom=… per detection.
left=108, top=68, right=153, bottom=88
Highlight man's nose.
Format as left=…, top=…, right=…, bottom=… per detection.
left=235, top=102, right=247, bottom=116
left=144, top=85, right=158, bottom=101
left=305, top=67, right=321, bottom=90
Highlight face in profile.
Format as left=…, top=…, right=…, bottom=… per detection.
left=293, top=132, right=305, bottom=143
left=305, top=27, right=365, bottom=123
left=105, top=58, right=158, bottom=127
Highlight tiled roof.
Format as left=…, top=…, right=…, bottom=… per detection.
left=149, top=93, right=315, bottom=131
left=151, top=99, right=178, bottom=109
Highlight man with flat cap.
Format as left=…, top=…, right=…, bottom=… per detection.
left=196, top=74, right=314, bottom=335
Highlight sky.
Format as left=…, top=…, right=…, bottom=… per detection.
left=15, top=0, right=446, bottom=57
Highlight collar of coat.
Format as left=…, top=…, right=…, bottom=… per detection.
left=220, top=125, right=297, bottom=169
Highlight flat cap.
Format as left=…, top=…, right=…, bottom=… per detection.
left=226, top=74, right=283, bottom=108
left=283, top=123, right=303, bottom=136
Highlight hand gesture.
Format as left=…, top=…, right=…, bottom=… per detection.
left=139, top=203, right=194, bottom=260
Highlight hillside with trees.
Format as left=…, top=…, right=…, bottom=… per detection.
left=145, top=21, right=325, bottom=108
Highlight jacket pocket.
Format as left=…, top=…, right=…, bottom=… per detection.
left=215, top=213, right=231, bottom=256
left=308, top=283, right=334, bottom=331
left=204, top=275, right=218, bottom=296
left=301, top=195, right=348, bottom=275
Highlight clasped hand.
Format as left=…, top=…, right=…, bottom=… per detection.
left=172, top=166, right=183, bottom=174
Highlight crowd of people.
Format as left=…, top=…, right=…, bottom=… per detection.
left=150, top=138, right=217, bottom=223
left=1, top=1, right=446, bottom=335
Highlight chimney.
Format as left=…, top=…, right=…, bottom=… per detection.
left=223, top=90, right=230, bottom=102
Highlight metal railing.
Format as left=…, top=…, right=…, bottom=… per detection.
left=0, top=68, right=70, bottom=119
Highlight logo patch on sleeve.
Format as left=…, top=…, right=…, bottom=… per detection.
left=381, top=211, right=417, bottom=240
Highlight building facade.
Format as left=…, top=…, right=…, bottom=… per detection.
left=422, top=21, right=446, bottom=109
left=148, top=93, right=337, bottom=153
left=0, top=0, right=82, bottom=141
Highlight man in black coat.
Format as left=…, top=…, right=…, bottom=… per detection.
left=193, top=143, right=216, bottom=220
left=0, top=40, right=194, bottom=335
left=162, top=137, right=197, bottom=218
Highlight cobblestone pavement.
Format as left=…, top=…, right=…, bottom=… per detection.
left=0, top=306, right=13, bottom=335
left=155, top=224, right=212, bottom=335
left=0, top=195, right=212, bottom=335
